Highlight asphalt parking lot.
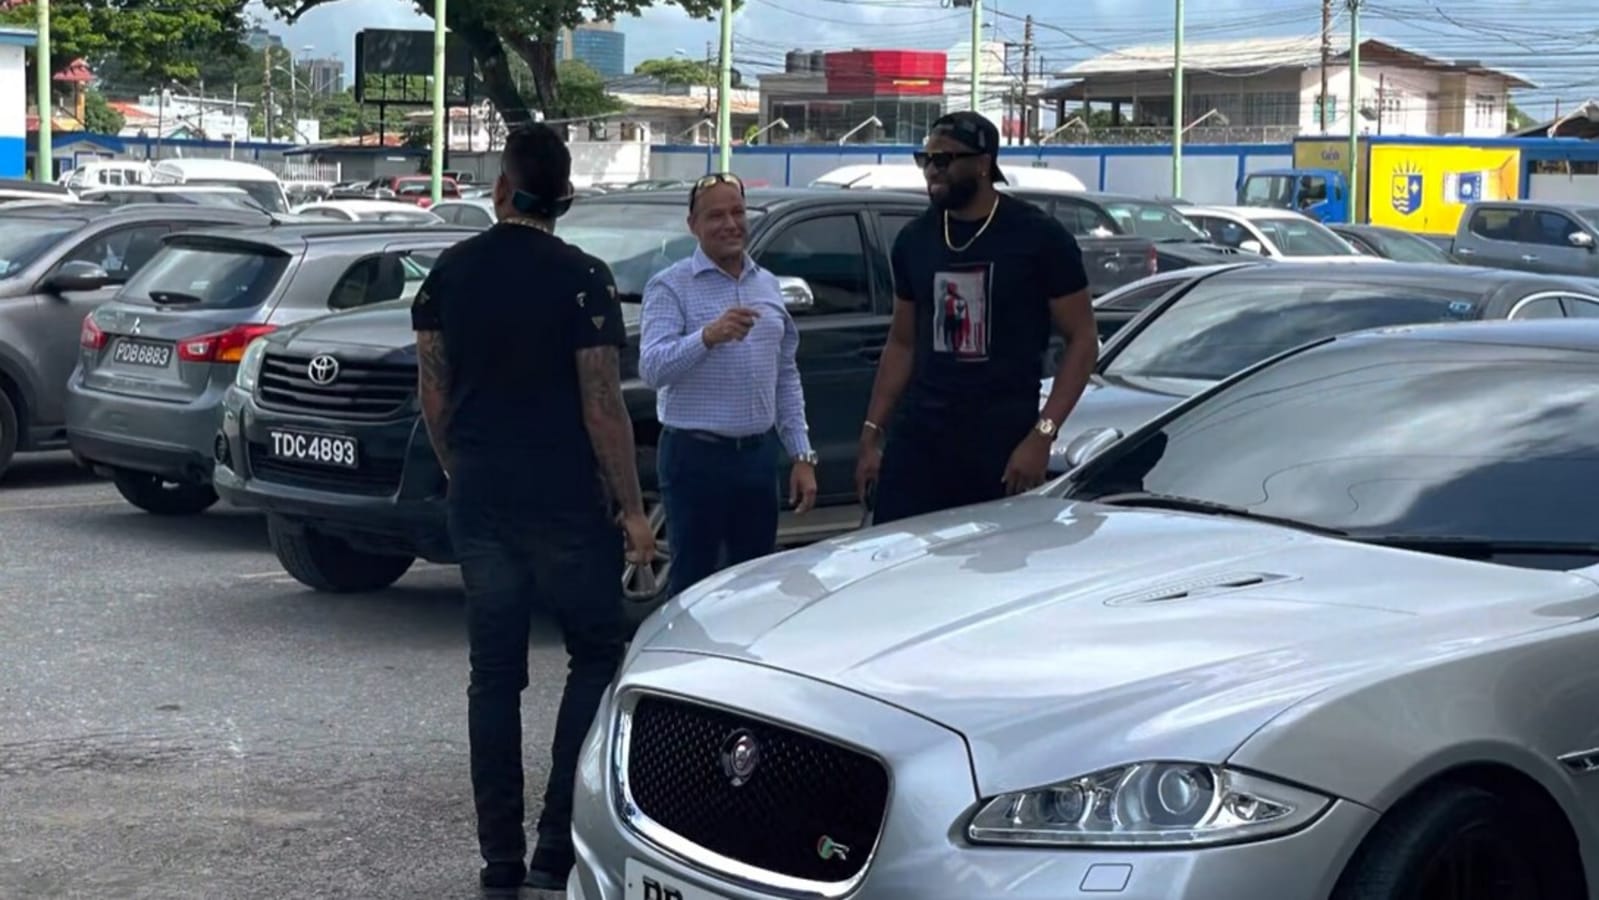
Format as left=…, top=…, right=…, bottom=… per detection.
left=0, top=452, right=567, bottom=899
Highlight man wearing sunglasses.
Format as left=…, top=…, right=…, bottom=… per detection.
left=856, top=110, right=1098, bottom=522
left=638, top=171, right=817, bottom=600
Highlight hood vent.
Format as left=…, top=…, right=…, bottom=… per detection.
left=1105, top=571, right=1294, bottom=606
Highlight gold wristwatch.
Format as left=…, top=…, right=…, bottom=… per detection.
left=1033, top=417, right=1058, bottom=439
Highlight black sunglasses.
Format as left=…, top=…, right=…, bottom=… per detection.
left=913, top=150, right=985, bottom=170
left=689, top=172, right=745, bottom=210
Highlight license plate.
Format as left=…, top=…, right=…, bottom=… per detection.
left=266, top=429, right=358, bottom=469
left=624, top=859, right=729, bottom=900
left=112, top=338, right=172, bottom=368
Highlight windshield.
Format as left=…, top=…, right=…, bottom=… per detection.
left=1252, top=217, right=1357, bottom=256
left=1103, top=275, right=1482, bottom=381
left=185, top=179, right=286, bottom=213
left=1240, top=174, right=1295, bottom=209
left=557, top=202, right=751, bottom=297
left=1375, top=230, right=1452, bottom=263
left=119, top=243, right=290, bottom=309
left=0, top=217, right=83, bottom=277
left=1065, top=336, right=1599, bottom=565
left=1103, top=200, right=1208, bottom=242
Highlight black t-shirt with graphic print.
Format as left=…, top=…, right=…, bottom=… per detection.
left=890, top=192, right=1089, bottom=419
left=411, top=221, right=627, bottom=512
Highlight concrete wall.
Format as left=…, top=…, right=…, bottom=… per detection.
left=1529, top=172, right=1599, bottom=205
left=0, top=45, right=26, bottom=177
left=650, top=143, right=1294, bottom=204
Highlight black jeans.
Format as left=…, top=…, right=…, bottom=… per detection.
left=445, top=475, right=625, bottom=878
left=657, top=427, right=780, bottom=599
left=873, top=400, right=1036, bottom=525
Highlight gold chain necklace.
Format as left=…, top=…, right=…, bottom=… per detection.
left=501, top=215, right=551, bottom=233
left=943, top=196, right=1000, bottom=253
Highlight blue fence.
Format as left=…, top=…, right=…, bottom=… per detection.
left=649, top=143, right=1296, bottom=205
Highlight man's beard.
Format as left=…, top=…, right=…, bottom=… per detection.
left=930, top=176, right=980, bottom=210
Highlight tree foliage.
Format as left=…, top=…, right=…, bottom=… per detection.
left=634, top=56, right=713, bottom=86
left=81, top=88, right=124, bottom=133
left=0, top=0, right=247, bottom=84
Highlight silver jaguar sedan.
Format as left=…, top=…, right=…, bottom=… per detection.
left=570, top=319, right=1599, bottom=900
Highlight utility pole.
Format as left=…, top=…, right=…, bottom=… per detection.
left=35, top=0, right=50, bottom=181
left=263, top=45, right=273, bottom=143
left=717, top=0, right=732, bottom=171
left=1319, top=0, right=1331, bottom=132
left=1347, top=0, right=1362, bottom=223
left=1020, top=15, right=1034, bottom=144
left=430, top=0, right=447, bottom=203
left=953, top=0, right=980, bottom=112
left=1172, top=0, right=1184, bottom=198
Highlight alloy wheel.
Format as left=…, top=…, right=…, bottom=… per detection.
left=621, top=495, right=671, bottom=604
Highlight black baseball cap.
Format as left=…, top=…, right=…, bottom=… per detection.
left=928, top=111, right=1007, bottom=184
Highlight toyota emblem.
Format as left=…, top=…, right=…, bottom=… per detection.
left=719, top=730, right=761, bottom=787
left=307, top=355, right=340, bottom=386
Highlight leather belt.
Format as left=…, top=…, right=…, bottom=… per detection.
left=663, top=426, right=771, bottom=451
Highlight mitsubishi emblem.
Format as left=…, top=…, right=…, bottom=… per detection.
left=307, top=354, right=340, bottom=386
left=131, top=316, right=141, bottom=336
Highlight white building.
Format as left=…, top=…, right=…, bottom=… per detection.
left=943, top=39, right=1025, bottom=141
left=1050, top=35, right=1531, bottom=141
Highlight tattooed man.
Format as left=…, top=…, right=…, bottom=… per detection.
left=411, top=123, right=655, bottom=897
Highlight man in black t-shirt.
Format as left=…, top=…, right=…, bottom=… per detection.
left=411, top=123, right=656, bottom=895
left=855, top=111, right=1098, bottom=523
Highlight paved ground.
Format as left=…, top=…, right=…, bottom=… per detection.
left=0, top=452, right=584, bottom=900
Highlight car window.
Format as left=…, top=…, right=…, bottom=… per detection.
left=1101, top=201, right=1207, bottom=241
left=1565, top=297, right=1599, bottom=318
left=1067, top=337, right=1599, bottom=563
left=327, top=248, right=442, bottom=310
left=556, top=202, right=720, bottom=298
left=755, top=214, right=871, bottom=315
left=1338, top=231, right=1380, bottom=255
left=1468, top=207, right=1522, bottom=241
left=118, top=243, right=289, bottom=309
left=456, top=206, right=494, bottom=227
left=1052, top=200, right=1118, bottom=238
left=183, top=179, right=285, bottom=213
left=1377, top=231, right=1452, bottom=263
left=1193, top=216, right=1255, bottom=250
left=1104, top=277, right=1483, bottom=380
left=1098, top=277, right=1183, bottom=312
left=1528, top=211, right=1585, bottom=247
left=878, top=212, right=918, bottom=255
left=63, top=224, right=173, bottom=282
left=1509, top=296, right=1566, bottom=319
left=1251, top=217, right=1354, bottom=256
left=1240, top=174, right=1293, bottom=209
left=0, top=217, right=81, bottom=277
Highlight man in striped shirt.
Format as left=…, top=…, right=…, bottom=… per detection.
left=639, top=172, right=817, bottom=599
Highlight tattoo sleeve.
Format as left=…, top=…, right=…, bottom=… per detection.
left=415, top=330, right=453, bottom=476
left=576, top=344, right=645, bottom=516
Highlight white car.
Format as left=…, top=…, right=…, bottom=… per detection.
left=148, top=158, right=291, bottom=214
left=290, top=199, right=443, bottom=224
left=1179, top=204, right=1376, bottom=262
left=811, top=163, right=1088, bottom=192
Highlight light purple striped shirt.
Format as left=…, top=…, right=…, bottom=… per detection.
left=639, top=246, right=811, bottom=457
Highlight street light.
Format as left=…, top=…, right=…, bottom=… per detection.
left=747, top=118, right=788, bottom=145
left=1040, top=115, right=1089, bottom=144
left=1181, top=108, right=1228, bottom=135
left=837, top=115, right=882, bottom=145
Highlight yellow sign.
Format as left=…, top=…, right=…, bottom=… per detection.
left=1367, top=144, right=1520, bottom=235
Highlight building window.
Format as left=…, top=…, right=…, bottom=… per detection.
left=1242, top=91, right=1298, bottom=126
left=1475, top=94, right=1497, bottom=129
left=1314, top=93, right=1338, bottom=122
left=1381, top=93, right=1403, bottom=126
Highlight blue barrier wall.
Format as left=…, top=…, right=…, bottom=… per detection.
left=649, top=143, right=1295, bottom=205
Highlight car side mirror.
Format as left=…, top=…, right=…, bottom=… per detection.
left=776, top=275, right=815, bottom=311
left=1238, top=239, right=1266, bottom=255
left=1570, top=232, right=1596, bottom=250
left=1063, top=426, right=1123, bottom=468
left=44, top=260, right=112, bottom=293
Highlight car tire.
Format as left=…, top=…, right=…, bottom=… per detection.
left=0, top=388, right=16, bottom=482
left=268, top=516, right=416, bottom=593
left=111, top=470, right=219, bottom=515
left=1331, top=782, right=1580, bottom=900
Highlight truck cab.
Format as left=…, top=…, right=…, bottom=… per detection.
left=1238, top=168, right=1348, bottom=224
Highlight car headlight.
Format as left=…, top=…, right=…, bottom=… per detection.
left=967, top=762, right=1329, bottom=848
left=234, top=336, right=271, bottom=392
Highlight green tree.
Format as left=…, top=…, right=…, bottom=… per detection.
left=81, top=88, right=124, bottom=133
left=635, top=56, right=713, bottom=87
left=555, top=60, right=621, bottom=119
left=0, top=0, right=247, bottom=86
left=263, top=0, right=736, bottom=127
left=1506, top=101, right=1535, bottom=133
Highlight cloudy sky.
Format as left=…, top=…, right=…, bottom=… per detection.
left=255, top=0, right=1593, bottom=119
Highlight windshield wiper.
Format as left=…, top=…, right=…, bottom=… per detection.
left=1089, top=491, right=1350, bottom=537
left=149, top=290, right=205, bottom=305
left=1348, top=536, right=1599, bottom=559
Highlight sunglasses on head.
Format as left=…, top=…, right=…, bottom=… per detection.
left=689, top=172, right=745, bottom=210
left=914, top=150, right=984, bottom=170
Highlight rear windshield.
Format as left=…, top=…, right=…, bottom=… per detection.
left=183, top=179, right=286, bottom=213
left=1102, top=200, right=1208, bottom=242
left=0, top=217, right=83, bottom=277
left=118, top=243, right=290, bottom=309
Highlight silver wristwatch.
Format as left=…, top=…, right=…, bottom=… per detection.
left=793, top=451, right=819, bottom=465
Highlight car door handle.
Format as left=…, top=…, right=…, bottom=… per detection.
left=1522, top=254, right=1540, bottom=262
left=1456, top=247, right=1475, bottom=256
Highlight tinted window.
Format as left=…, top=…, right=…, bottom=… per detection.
left=757, top=214, right=870, bottom=315
left=1194, top=216, right=1255, bottom=250
left=64, top=224, right=172, bottom=281
left=1104, top=276, right=1482, bottom=380
left=184, top=179, right=285, bottom=212
left=118, top=244, right=289, bottom=309
left=1066, top=336, right=1599, bottom=563
left=1567, top=298, right=1599, bottom=318
left=1052, top=200, right=1118, bottom=237
left=457, top=206, right=494, bottom=227
left=1251, top=217, right=1356, bottom=256
left=0, top=217, right=82, bottom=277
left=1099, top=277, right=1185, bottom=312
left=1102, top=201, right=1207, bottom=241
left=1529, top=211, right=1584, bottom=247
left=1373, top=230, right=1452, bottom=263
left=1511, top=297, right=1566, bottom=320
left=328, top=249, right=441, bottom=310
left=1469, top=208, right=1521, bottom=240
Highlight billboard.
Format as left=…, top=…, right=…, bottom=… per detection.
left=355, top=28, right=475, bottom=104
left=1367, top=143, right=1521, bottom=235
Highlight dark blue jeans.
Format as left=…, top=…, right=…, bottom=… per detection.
left=657, top=427, right=781, bottom=599
left=445, top=470, right=625, bottom=883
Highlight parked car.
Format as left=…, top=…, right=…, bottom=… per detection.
left=211, top=188, right=922, bottom=607
left=291, top=199, right=444, bottom=224
left=1329, top=223, right=1456, bottom=263
left=77, top=185, right=259, bottom=208
left=1009, top=189, right=1244, bottom=275
left=1451, top=200, right=1599, bottom=276
left=1086, top=261, right=1264, bottom=343
left=65, top=223, right=479, bottom=513
left=575, top=318, right=1599, bottom=900
left=813, top=163, right=1088, bottom=192
left=0, top=202, right=283, bottom=480
left=1040, top=261, right=1599, bottom=473
left=428, top=198, right=497, bottom=228
left=0, top=177, right=75, bottom=205
left=148, top=159, right=290, bottom=214
left=1178, top=204, right=1370, bottom=261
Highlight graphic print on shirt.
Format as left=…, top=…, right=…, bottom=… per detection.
left=932, top=263, right=992, bottom=360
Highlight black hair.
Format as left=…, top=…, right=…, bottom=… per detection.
left=501, top=123, right=573, bottom=219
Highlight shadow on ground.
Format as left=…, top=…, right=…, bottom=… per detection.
left=0, top=452, right=101, bottom=489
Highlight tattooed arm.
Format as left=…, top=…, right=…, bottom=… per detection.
left=576, top=345, right=644, bottom=516
left=416, top=330, right=453, bottom=477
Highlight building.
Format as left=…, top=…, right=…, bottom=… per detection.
left=1049, top=35, right=1532, bottom=142
left=244, top=25, right=283, bottom=52
left=0, top=26, right=34, bottom=176
left=943, top=40, right=1019, bottom=139
left=302, top=57, right=345, bottom=95
left=557, top=20, right=626, bottom=79
left=760, top=49, right=959, bottom=144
